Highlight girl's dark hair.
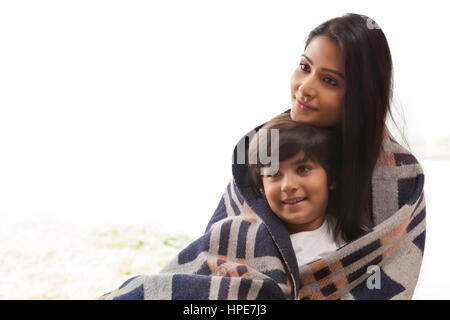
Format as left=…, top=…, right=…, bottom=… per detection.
left=247, top=113, right=342, bottom=238
left=305, top=13, right=393, bottom=242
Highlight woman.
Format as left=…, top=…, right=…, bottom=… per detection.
left=101, top=13, right=425, bottom=300
left=289, top=13, right=394, bottom=242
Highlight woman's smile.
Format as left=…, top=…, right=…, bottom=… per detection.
left=294, top=97, right=318, bottom=112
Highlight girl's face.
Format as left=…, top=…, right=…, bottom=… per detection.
left=261, top=150, right=334, bottom=234
left=290, top=36, right=345, bottom=127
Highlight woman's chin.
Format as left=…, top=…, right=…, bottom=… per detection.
left=290, top=106, right=309, bottom=124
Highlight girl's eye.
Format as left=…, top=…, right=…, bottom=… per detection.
left=264, top=170, right=280, bottom=178
left=297, top=166, right=311, bottom=174
left=270, top=170, right=281, bottom=178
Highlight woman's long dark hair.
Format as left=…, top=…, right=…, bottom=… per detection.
left=306, top=13, right=393, bottom=242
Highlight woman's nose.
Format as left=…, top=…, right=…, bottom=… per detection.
left=297, top=75, right=317, bottom=99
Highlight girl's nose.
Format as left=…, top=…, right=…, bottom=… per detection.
left=281, top=174, right=300, bottom=193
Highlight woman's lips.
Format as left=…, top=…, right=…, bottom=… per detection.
left=295, top=98, right=318, bottom=111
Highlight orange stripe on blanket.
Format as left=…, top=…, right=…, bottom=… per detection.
left=317, top=275, right=333, bottom=289
left=300, top=276, right=347, bottom=300
left=207, top=260, right=219, bottom=273
left=300, top=261, right=347, bottom=300
left=309, top=259, right=328, bottom=273
left=325, top=291, right=340, bottom=300
left=298, top=275, right=348, bottom=300
left=299, top=288, right=325, bottom=300
left=318, top=276, right=349, bottom=300
left=217, top=255, right=246, bottom=265
left=382, top=129, right=390, bottom=141
left=328, top=260, right=344, bottom=273
left=300, top=273, right=316, bottom=286
left=334, top=276, right=349, bottom=290
left=299, top=259, right=329, bottom=287
left=375, top=152, right=395, bottom=167
left=208, top=258, right=253, bottom=278
left=298, top=287, right=309, bottom=299
left=310, top=290, right=325, bottom=300
left=380, top=217, right=410, bottom=246
left=382, top=230, right=407, bottom=260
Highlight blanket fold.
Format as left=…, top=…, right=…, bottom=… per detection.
left=101, top=111, right=426, bottom=300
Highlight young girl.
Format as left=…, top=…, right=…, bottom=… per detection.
left=247, top=112, right=345, bottom=267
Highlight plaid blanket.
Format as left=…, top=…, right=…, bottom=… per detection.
left=101, top=113, right=426, bottom=300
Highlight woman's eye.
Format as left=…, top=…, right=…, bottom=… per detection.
left=324, top=77, right=337, bottom=86
left=299, top=63, right=337, bottom=87
left=299, top=63, right=310, bottom=72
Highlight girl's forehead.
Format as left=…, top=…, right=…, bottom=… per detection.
left=277, top=151, right=316, bottom=168
left=281, top=150, right=307, bottom=165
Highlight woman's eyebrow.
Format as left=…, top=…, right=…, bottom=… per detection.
left=301, top=54, right=345, bottom=79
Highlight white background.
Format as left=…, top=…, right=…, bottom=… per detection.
left=1, top=0, right=449, bottom=299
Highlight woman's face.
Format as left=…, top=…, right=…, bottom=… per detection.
left=290, top=36, right=346, bottom=126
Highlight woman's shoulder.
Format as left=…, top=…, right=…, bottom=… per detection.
left=370, top=128, right=425, bottom=225
left=375, top=129, right=423, bottom=173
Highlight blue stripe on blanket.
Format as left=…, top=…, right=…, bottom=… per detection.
left=196, top=261, right=212, bottom=276
left=118, top=275, right=139, bottom=289
left=410, top=192, right=424, bottom=218
left=347, top=255, right=383, bottom=283
left=394, top=153, right=418, bottom=166
left=349, top=266, right=405, bottom=299
left=313, top=265, right=331, bottom=281
left=178, top=232, right=211, bottom=265
left=218, top=277, right=231, bottom=299
left=238, top=278, right=252, bottom=299
left=233, top=182, right=246, bottom=207
left=227, top=184, right=240, bottom=215
left=236, top=265, right=248, bottom=276
left=172, top=274, right=212, bottom=300
left=205, top=197, right=227, bottom=232
left=321, top=282, right=338, bottom=296
left=413, top=230, right=426, bottom=256
left=113, top=284, right=144, bottom=300
left=255, top=279, right=287, bottom=299
left=341, top=240, right=381, bottom=267
left=407, top=208, right=425, bottom=233
left=398, top=174, right=424, bottom=207
left=263, top=269, right=289, bottom=284
left=236, top=221, right=251, bottom=259
left=254, top=224, right=279, bottom=258
left=219, top=219, right=233, bottom=256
